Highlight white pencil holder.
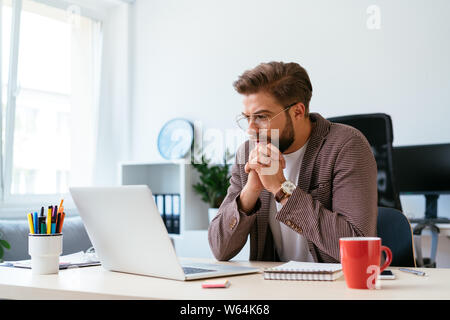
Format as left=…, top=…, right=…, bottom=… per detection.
left=28, top=233, right=63, bottom=275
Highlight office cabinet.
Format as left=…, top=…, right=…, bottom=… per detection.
left=119, top=161, right=210, bottom=235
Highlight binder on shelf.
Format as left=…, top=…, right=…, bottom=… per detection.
left=165, top=194, right=173, bottom=233
left=263, top=261, right=343, bottom=281
left=172, top=194, right=180, bottom=234
left=153, top=192, right=180, bottom=235
left=156, top=194, right=165, bottom=225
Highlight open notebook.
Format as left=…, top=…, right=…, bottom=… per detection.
left=263, top=261, right=343, bottom=281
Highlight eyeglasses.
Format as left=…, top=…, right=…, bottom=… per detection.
left=236, top=101, right=298, bottom=132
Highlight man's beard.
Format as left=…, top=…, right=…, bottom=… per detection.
left=255, top=113, right=295, bottom=153
left=277, top=114, right=295, bottom=152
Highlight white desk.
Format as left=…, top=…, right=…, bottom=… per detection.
left=1, top=258, right=449, bottom=300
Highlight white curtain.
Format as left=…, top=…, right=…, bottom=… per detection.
left=93, top=2, right=131, bottom=186
left=69, top=12, right=102, bottom=188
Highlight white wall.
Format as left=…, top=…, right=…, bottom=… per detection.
left=128, top=0, right=450, bottom=262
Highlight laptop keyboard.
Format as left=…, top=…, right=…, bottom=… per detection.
left=182, top=266, right=216, bottom=275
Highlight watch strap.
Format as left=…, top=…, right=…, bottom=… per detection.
left=275, top=188, right=288, bottom=203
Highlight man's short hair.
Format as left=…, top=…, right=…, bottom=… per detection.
left=233, top=61, right=313, bottom=116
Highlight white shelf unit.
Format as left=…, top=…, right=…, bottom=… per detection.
left=119, top=161, right=210, bottom=235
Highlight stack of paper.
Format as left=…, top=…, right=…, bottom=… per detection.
left=2, top=251, right=100, bottom=270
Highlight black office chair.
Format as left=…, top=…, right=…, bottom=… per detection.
left=328, top=113, right=402, bottom=211
left=377, top=206, right=416, bottom=267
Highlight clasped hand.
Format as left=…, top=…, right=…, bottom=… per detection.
left=244, top=143, right=286, bottom=195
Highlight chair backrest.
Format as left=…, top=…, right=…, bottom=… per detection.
left=327, top=113, right=402, bottom=211
left=377, top=206, right=416, bottom=267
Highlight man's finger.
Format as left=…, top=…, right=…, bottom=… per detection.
left=249, top=153, right=259, bottom=165
left=257, top=153, right=271, bottom=166
left=246, top=162, right=265, bottom=172
left=250, top=152, right=271, bottom=167
left=244, top=162, right=250, bottom=173
left=258, top=142, right=281, bottom=160
left=249, top=148, right=259, bottom=162
left=266, top=143, right=282, bottom=160
left=257, top=143, right=271, bottom=158
left=245, top=161, right=267, bottom=172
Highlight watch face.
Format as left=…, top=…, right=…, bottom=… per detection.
left=282, top=181, right=296, bottom=194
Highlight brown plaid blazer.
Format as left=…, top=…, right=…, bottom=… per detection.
left=208, top=112, right=378, bottom=263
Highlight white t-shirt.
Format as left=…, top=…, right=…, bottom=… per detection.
left=269, top=141, right=315, bottom=262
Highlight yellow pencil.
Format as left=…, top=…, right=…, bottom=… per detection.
left=27, top=213, right=35, bottom=234
left=47, top=206, right=52, bottom=234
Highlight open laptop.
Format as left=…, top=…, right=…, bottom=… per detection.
left=69, top=185, right=259, bottom=281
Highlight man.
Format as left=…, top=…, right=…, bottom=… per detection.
left=208, top=61, right=378, bottom=263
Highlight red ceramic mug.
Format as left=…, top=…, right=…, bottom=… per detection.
left=339, top=237, right=392, bottom=289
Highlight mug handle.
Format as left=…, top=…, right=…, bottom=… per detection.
left=380, top=245, right=393, bottom=272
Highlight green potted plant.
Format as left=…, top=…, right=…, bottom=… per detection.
left=192, top=149, right=234, bottom=223
left=0, top=231, right=11, bottom=263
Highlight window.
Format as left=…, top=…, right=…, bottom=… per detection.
left=1, top=0, right=102, bottom=209
left=1, top=0, right=13, bottom=202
